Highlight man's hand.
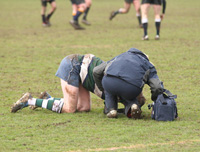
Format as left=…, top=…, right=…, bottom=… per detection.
left=160, top=14, right=165, bottom=20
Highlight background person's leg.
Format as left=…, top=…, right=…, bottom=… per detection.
left=109, top=2, right=130, bottom=20
left=133, top=0, right=142, bottom=27
left=141, top=3, right=150, bottom=39
left=41, top=6, right=47, bottom=26
left=153, top=5, right=162, bottom=39
left=82, top=0, right=92, bottom=25
left=46, top=1, right=57, bottom=25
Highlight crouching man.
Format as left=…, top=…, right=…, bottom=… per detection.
left=93, top=48, right=164, bottom=119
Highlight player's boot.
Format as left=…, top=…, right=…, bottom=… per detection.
left=107, top=109, right=117, bottom=118
left=142, top=35, right=149, bottom=40
left=43, top=22, right=48, bottom=27
left=69, top=20, right=85, bottom=30
left=130, top=104, right=142, bottom=119
left=155, top=35, right=160, bottom=40
left=11, top=92, right=32, bottom=113
left=82, top=19, right=91, bottom=25
left=46, top=20, right=51, bottom=27
left=29, top=91, right=51, bottom=110
left=109, top=11, right=117, bottom=20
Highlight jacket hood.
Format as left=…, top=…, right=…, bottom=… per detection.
left=127, top=48, right=149, bottom=61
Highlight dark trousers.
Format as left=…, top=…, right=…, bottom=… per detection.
left=102, top=75, right=142, bottom=113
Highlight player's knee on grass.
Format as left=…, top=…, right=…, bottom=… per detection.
left=62, top=102, right=77, bottom=113
left=77, top=85, right=91, bottom=112
left=77, top=104, right=91, bottom=112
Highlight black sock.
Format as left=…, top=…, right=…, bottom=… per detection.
left=46, top=12, right=54, bottom=21
left=143, top=23, right=148, bottom=36
left=155, top=22, right=161, bottom=35
left=114, top=10, right=120, bottom=15
left=42, top=15, right=46, bottom=23
left=83, top=7, right=90, bottom=20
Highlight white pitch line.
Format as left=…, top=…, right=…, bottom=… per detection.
left=68, top=139, right=200, bottom=152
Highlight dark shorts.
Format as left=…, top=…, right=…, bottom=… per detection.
left=70, top=0, right=85, bottom=5
left=55, top=56, right=81, bottom=87
left=125, top=0, right=133, bottom=4
left=125, top=0, right=140, bottom=4
left=41, top=0, right=55, bottom=7
left=141, top=0, right=161, bottom=5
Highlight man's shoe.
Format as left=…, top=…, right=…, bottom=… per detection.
left=29, top=91, right=51, bottom=110
left=46, top=22, right=51, bottom=27
left=130, top=104, right=142, bottom=119
left=43, top=22, right=48, bottom=27
left=155, top=35, right=160, bottom=40
left=142, top=35, right=149, bottom=40
left=11, top=92, right=32, bottom=113
left=109, top=11, right=116, bottom=20
left=69, top=20, right=85, bottom=30
left=45, top=19, right=51, bottom=27
left=82, top=19, right=91, bottom=25
left=107, top=110, right=117, bottom=118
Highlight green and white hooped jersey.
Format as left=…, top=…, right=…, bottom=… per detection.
left=79, top=54, right=104, bottom=99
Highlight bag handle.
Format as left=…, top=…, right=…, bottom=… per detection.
left=159, top=94, right=167, bottom=104
left=163, top=89, right=177, bottom=99
left=159, top=89, right=177, bottom=104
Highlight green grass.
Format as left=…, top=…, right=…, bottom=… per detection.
left=0, top=0, right=200, bottom=151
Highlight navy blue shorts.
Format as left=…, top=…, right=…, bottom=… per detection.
left=41, top=0, right=55, bottom=7
left=55, top=56, right=81, bottom=87
left=70, top=0, right=85, bottom=5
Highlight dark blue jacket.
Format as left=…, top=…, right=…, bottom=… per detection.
left=105, top=48, right=158, bottom=88
left=93, top=48, right=164, bottom=100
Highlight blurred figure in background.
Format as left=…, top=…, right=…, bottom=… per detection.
left=70, top=0, right=86, bottom=30
left=141, top=0, right=166, bottom=40
left=41, top=0, right=57, bottom=27
left=109, top=0, right=142, bottom=28
left=82, top=0, right=92, bottom=25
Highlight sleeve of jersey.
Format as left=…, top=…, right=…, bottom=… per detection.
left=93, top=62, right=107, bottom=91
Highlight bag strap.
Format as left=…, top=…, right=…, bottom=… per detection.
left=163, top=89, right=177, bottom=99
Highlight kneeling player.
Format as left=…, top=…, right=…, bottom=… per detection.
left=11, top=54, right=104, bottom=113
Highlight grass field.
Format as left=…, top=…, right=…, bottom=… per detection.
left=0, top=0, right=200, bottom=151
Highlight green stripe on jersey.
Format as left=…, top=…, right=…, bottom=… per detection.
left=83, top=56, right=103, bottom=93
